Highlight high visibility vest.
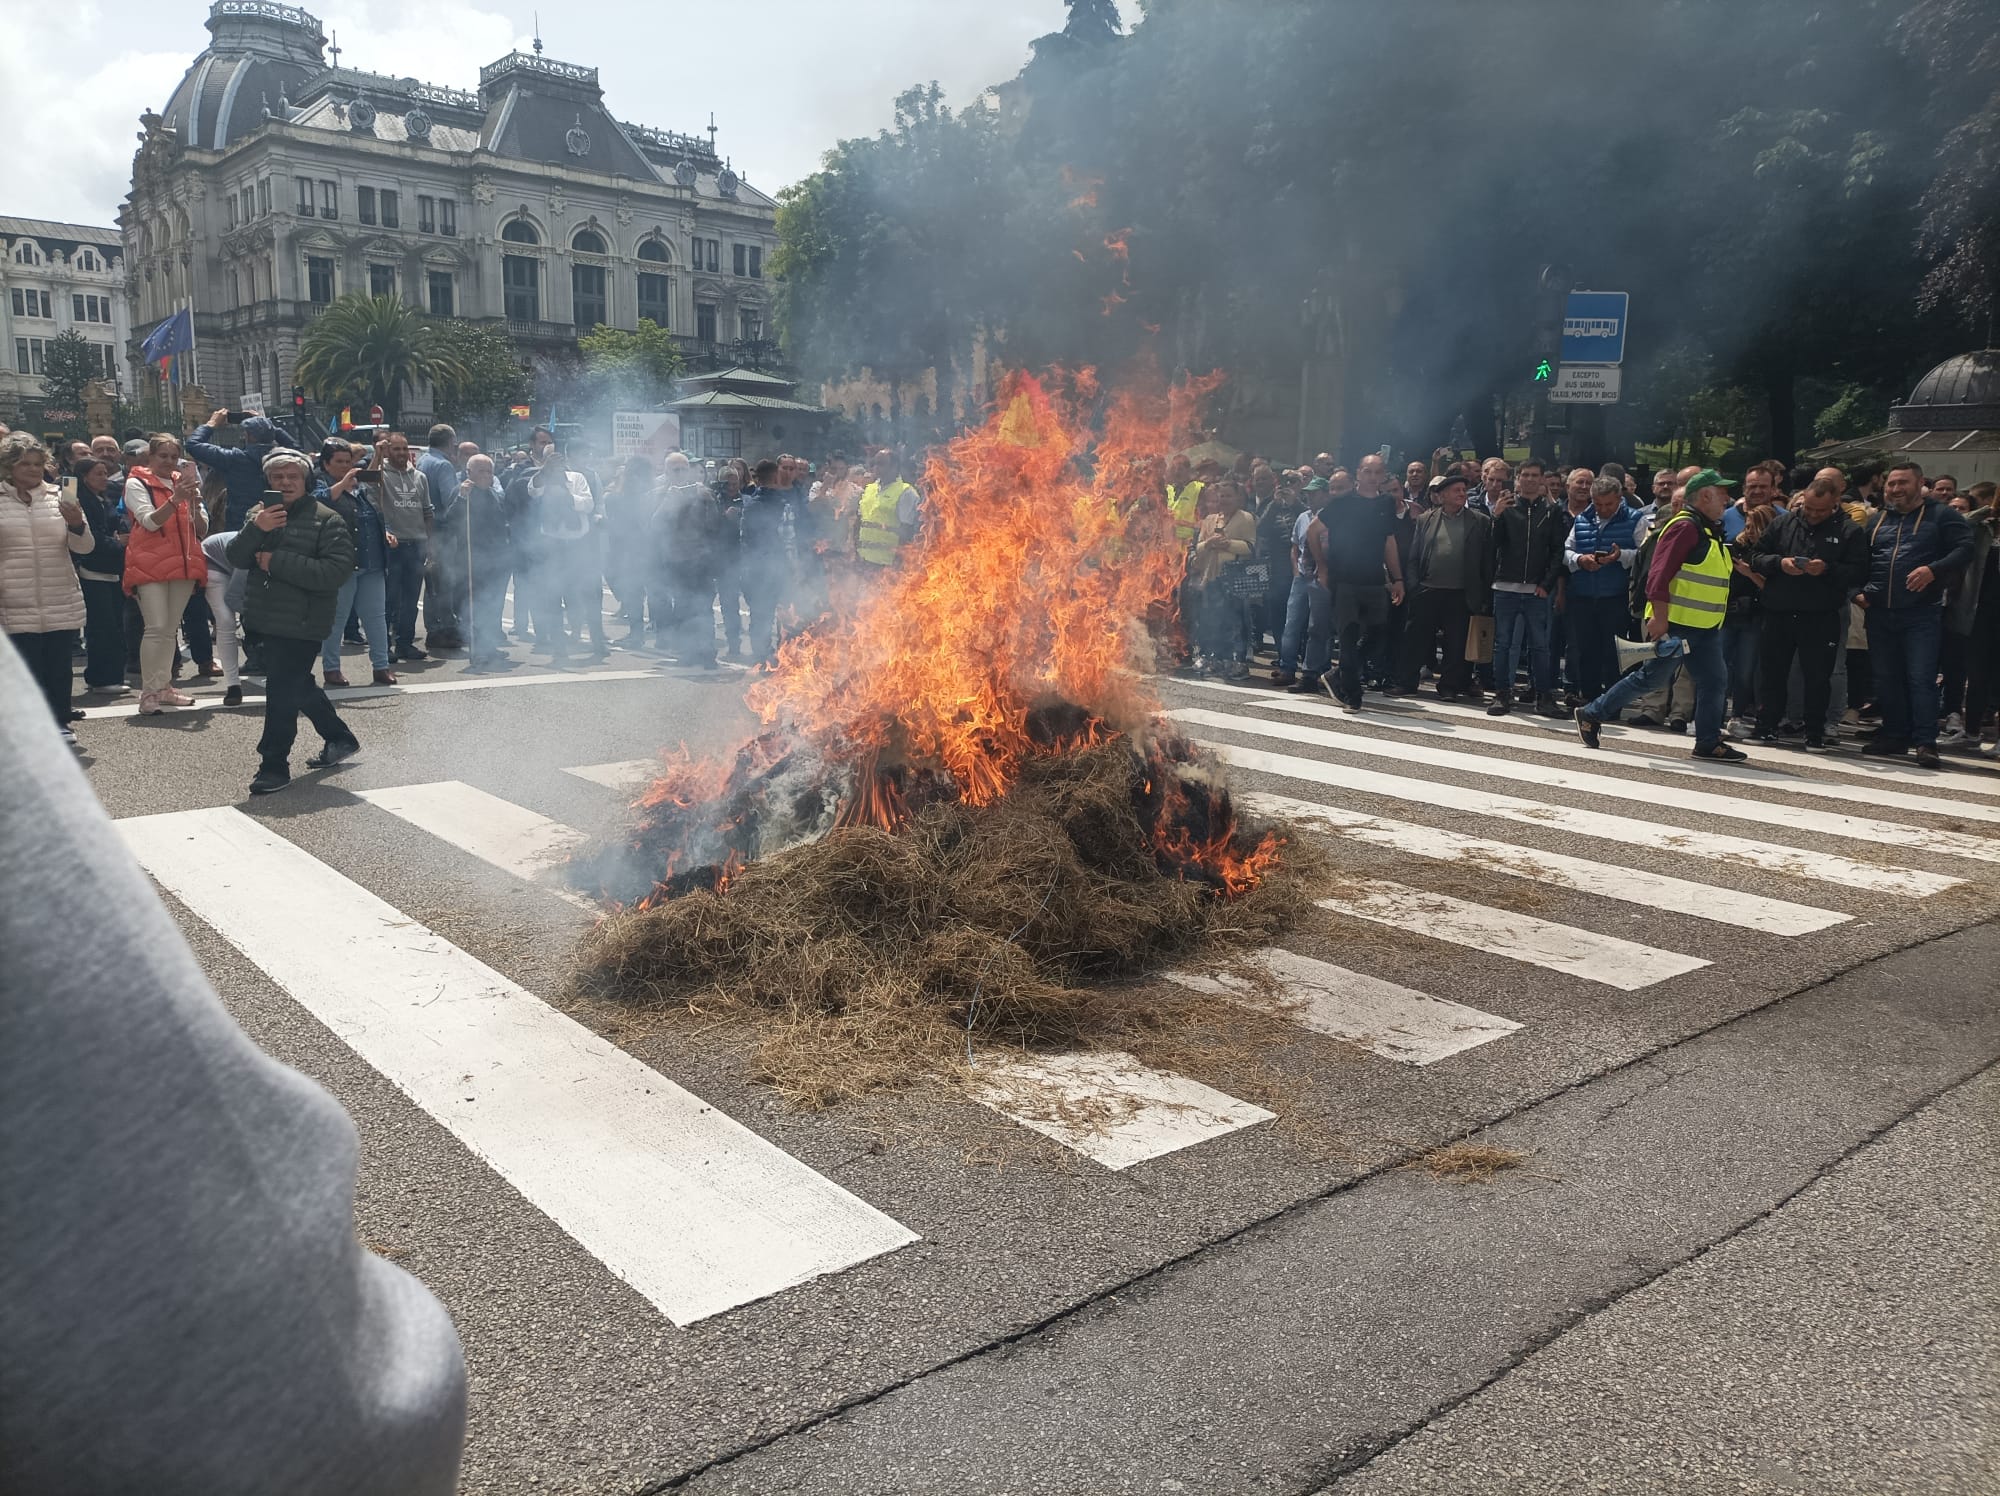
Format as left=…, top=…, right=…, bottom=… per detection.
left=857, top=479, right=912, bottom=566
left=1659, top=512, right=1730, bottom=629
left=1167, top=481, right=1202, bottom=545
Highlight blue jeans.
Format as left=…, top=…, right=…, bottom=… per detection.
left=1721, top=615, right=1762, bottom=718
left=1585, top=623, right=1728, bottom=751
left=1278, top=575, right=1331, bottom=678
left=323, top=569, right=390, bottom=674
left=1492, top=589, right=1553, bottom=696
left=1865, top=605, right=1944, bottom=747
left=385, top=538, right=427, bottom=651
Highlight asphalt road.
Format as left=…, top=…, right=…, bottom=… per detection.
left=76, top=640, right=2000, bottom=1495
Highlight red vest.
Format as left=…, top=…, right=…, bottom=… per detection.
left=122, top=468, right=208, bottom=593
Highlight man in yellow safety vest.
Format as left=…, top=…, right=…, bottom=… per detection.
left=1164, top=454, right=1204, bottom=549
left=855, top=450, right=921, bottom=568
left=1574, top=468, right=1746, bottom=764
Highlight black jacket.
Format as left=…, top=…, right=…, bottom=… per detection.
left=1487, top=496, right=1567, bottom=593
left=1863, top=497, right=1974, bottom=611
left=1751, top=507, right=1869, bottom=613
left=73, top=483, right=126, bottom=576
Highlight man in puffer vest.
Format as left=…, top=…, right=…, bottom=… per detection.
left=1575, top=469, right=1747, bottom=765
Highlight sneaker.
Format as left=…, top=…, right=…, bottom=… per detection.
left=1693, top=743, right=1749, bottom=763
left=248, top=768, right=291, bottom=795
left=1944, top=711, right=1965, bottom=738
left=1802, top=736, right=1829, bottom=753
left=1667, top=716, right=1688, bottom=734
left=1486, top=698, right=1511, bottom=716
left=306, top=736, right=361, bottom=770
left=1860, top=738, right=1910, bottom=758
left=1914, top=744, right=1941, bottom=769
left=1979, top=741, right=1998, bottom=759
left=1726, top=715, right=1757, bottom=737
left=1535, top=693, right=1563, bottom=718
left=160, top=687, right=196, bottom=707
left=1936, top=726, right=1970, bottom=748
left=138, top=690, right=163, bottom=716
left=223, top=685, right=243, bottom=706
left=1754, top=730, right=1778, bottom=744
left=402, top=645, right=429, bottom=661
left=1574, top=707, right=1602, bottom=749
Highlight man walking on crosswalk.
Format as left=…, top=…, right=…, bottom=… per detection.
left=1575, top=469, right=1747, bottom=764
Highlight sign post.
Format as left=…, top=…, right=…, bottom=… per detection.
left=1560, top=291, right=1629, bottom=368
left=1547, top=366, right=1623, bottom=404
left=612, top=411, right=683, bottom=462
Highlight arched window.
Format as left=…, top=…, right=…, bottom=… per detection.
left=636, top=237, right=671, bottom=326
left=571, top=228, right=606, bottom=255
left=76, top=249, right=99, bottom=272
left=14, top=242, right=40, bottom=265
left=636, top=238, right=669, bottom=263
left=501, top=218, right=539, bottom=245
left=253, top=355, right=263, bottom=397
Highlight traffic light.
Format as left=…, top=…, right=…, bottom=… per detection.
left=1533, top=358, right=1554, bottom=383
left=292, top=385, right=306, bottom=414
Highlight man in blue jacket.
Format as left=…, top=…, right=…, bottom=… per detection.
left=1858, top=459, right=1973, bottom=767
left=1562, top=476, right=1645, bottom=706
left=186, top=409, right=281, bottom=529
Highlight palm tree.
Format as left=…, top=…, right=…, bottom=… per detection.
left=294, top=294, right=468, bottom=425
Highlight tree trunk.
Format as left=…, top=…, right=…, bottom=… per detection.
left=1767, top=367, right=1796, bottom=467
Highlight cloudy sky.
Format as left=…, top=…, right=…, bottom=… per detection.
left=4, top=0, right=1093, bottom=227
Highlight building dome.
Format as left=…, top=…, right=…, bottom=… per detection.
left=1890, top=348, right=2000, bottom=432
left=161, top=1, right=326, bottom=152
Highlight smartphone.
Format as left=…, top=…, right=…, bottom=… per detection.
left=264, top=489, right=284, bottom=505
left=61, top=476, right=78, bottom=499
left=356, top=468, right=385, bottom=483
left=226, top=410, right=249, bottom=423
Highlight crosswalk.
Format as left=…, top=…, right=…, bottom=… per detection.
left=113, top=679, right=1998, bottom=1333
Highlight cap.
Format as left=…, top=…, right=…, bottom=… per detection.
left=1303, top=477, right=1328, bottom=491
left=243, top=415, right=281, bottom=445
left=1428, top=473, right=1467, bottom=491
left=1683, top=468, right=1737, bottom=501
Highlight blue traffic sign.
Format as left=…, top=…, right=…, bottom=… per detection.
left=1561, top=291, right=1629, bottom=366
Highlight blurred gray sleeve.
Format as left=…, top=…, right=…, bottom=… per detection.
left=0, top=637, right=467, bottom=1495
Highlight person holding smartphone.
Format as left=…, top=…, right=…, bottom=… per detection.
left=122, top=435, right=207, bottom=716
left=0, top=433, right=96, bottom=742
left=1562, top=473, right=1644, bottom=706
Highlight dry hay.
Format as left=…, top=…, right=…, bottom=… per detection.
left=1412, top=1141, right=1530, bottom=1183
left=571, top=742, right=1333, bottom=1109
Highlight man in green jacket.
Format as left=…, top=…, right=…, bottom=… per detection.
left=226, top=450, right=359, bottom=795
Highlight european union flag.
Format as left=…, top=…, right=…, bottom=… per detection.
left=139, top=306, right=194, bottom=367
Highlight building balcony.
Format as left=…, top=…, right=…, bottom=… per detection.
left=201, top=300, right=329, bottom=335
left=500, top=317, right=580, bottom=345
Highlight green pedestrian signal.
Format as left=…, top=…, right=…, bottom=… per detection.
left=1534, top=358, right=1554, bottom=382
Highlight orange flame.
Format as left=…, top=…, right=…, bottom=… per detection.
left=747, top=364, right=1218, bottom=814
left=1102, top=229, right=1131, bottom=266
left=1100, top=290, right=1128, bottom=316
left=1061, top=165, right=1102, bottom=210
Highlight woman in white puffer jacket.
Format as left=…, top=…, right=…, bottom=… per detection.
left=0, top=431, right=95, bottom=744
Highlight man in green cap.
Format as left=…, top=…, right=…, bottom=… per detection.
left=1576, top=468, right=1746, bottom=763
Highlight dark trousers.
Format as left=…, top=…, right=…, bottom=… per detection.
left=1567, top=593, right=1628, bottom=704
left=9, top=629, right=76, bottom=725
left=665, top=566, right=718, bottom=664
left=532, top=538, right=605, bottom=657
left=1398, top=586, right=1471, bottom=694
left=252, top=633, right=352, bottom=775
left=1757, top=611, right=1839, bottom=740
left=1939, top=629, right=1969, bottom=720
left=1964, top=588, right=2000, bottom=735
left=1333, top=583, right=1389, bottom=702
left=715, top=552, right=745, bottom=651
left=80, top=578, right=126, bottom=688
left=741, top=567, right=785, bottom=664
left=425, top=529, right=464, bottom=639
left=182, top=590, right=214, bottom=669
left=466, top=549, right=509, bottom=660
left=1866, top=605, right=1944, bottom=747
left=385, top=538, right=428, bottom=650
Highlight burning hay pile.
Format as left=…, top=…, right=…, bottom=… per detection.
left=568, top=367, right=1322, bottom=1105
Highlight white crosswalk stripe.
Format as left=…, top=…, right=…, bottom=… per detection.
left=117, top=806, right=918, bottom=1326
left=564, top=758, right=657, bottom=791
left=1175, top=707, right=2000, bottom=866
left=1167, top=948, right=1520, bottom=1064
left=967, top=1053, right=1275, bottom=1169
left=1204, top=740, right=1959, bottom=898
left=1311, top=880, right=1707, bottom=990
left=1182, top=683, right=2000, bottom=827
left=1240, top=791, right=1846, bottom=936
left=355, top=781, right=597, bottom=911
left=1184, top=678, right=2000, bottom=795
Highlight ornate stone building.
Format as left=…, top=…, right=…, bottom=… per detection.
left=124, top=0, right=780, bottom=417
left=0, top=218, right=130, bottom=422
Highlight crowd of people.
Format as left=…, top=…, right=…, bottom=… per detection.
left=0, top=413, right=923, bottom=791
left=1176, top=447, right=1991, bottom=770
left=2, top=407, right=1993, bottom=785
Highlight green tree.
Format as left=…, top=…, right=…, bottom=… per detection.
left=294, top=294, right=467, bottom=425
left=1896, top=0, right=2000, bottom=333
left=426, top=318, right=532, bottom=424
left=39, top=330, right=101, bottom=413
left=576, top=319, right=684, bottom=406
